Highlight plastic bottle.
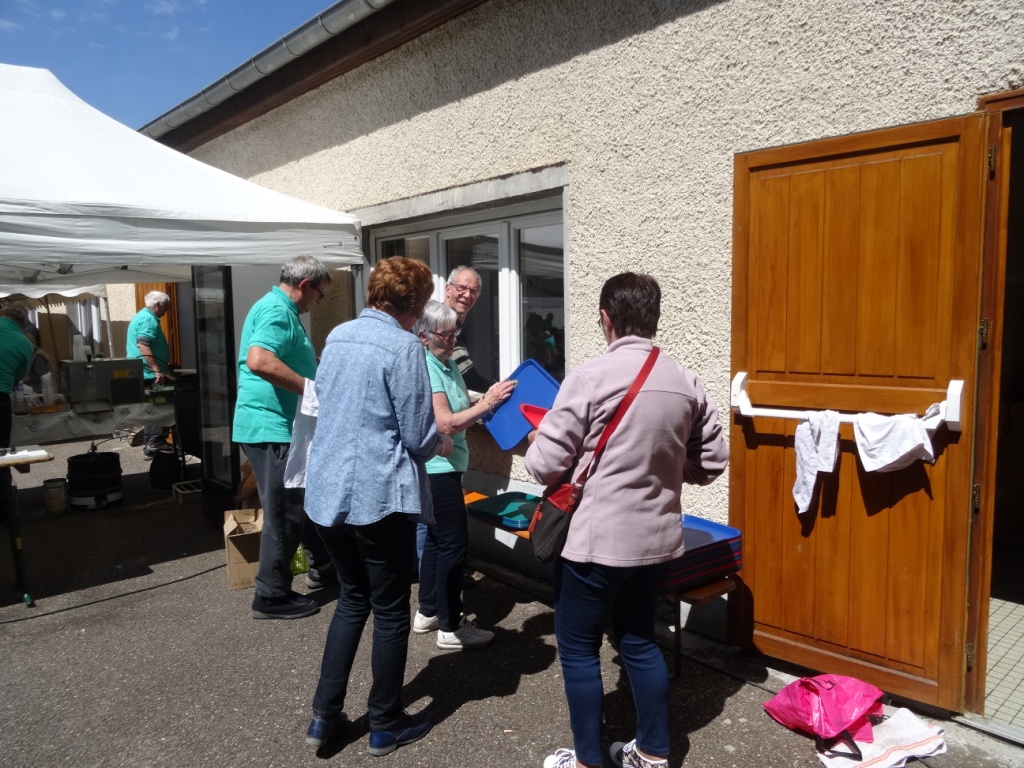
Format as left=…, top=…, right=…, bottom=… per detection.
left=12, top=381, right=28, bottom=415
left=290, top=546, right=308, bottom=575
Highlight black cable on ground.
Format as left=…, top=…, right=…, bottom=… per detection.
left=0, top=563, right=224, bottom=624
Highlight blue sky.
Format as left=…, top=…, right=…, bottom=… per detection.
left=1, top=0, right=330, bottom=129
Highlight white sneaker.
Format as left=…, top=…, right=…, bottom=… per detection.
left=543, top=747, right=576, bottom=768
left=412, top=611, right=439, bottom=634
left=609, top=739, right=667, bottom=768
left=436, top=617, right=494, bottom=649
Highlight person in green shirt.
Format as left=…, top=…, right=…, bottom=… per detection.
left=1, top=301, right=34, bottom=524
left=233, top=255, right=334, bottom=621
left=126, top=291, right=172, bottom=458
left=411, top=300, right=515, bottom=649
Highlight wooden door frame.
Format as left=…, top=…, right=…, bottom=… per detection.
left=966, top=88, right=1024, bottom=714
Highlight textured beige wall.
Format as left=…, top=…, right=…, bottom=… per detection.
left=189, top=0, right=1024, bottom=521
left=106, top=283, right=138, bottom=359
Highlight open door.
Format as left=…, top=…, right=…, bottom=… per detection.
left=729, top=114, right=987, bottom=710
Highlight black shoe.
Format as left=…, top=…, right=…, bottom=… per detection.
left=305, top=711, right=349, bottom=747
left=251, top=592, right=319, bottom=620
left=368, top=712, right=431, bottom=756
left=304, top=567, right=338, bottom=590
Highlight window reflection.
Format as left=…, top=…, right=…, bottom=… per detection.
left=445, top=234, right=500, bottom=384
left=380, top=236, right=429, bottom=263
left=520, top=224, right=565, bottom=381
left=193, top=266, right=237, bottom=492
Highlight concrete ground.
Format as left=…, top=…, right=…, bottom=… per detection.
left=3, top=437, right=1024, bottom=768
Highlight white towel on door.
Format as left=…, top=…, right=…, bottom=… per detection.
left=853, top=412, right=934, bottom=473
left=284, top=378, right=318, bottom=489
left=793, top=410, right=841, bottom=514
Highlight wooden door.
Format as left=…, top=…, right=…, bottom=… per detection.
left=729, top=114, right=987, bottom=710
left=134, top=282, right=179, bottom=367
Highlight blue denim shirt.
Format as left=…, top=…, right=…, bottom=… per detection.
left=305, top=308, right=442, bottom=527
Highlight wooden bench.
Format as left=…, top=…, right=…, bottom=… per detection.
left=662, top=575, right=737, bottom=675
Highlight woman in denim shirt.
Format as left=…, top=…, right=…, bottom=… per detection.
left=304, top=257, right=453, bottom=757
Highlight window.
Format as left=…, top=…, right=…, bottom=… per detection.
left=374, top=204, right=565, bottom=384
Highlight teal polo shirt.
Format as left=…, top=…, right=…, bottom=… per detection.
left=126, top=307, right=169, bottom=380
left=232, top=286, right=317, bottom=444
left=0, top=317, right=33, bottom=392
left=424, top=349, right=470, bottom=474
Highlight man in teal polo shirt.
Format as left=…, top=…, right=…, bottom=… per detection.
left=234, top=255, right=334, bottom=620
left=126, top=291, right=172, bottom=458
left=1, top=301, right=34, bottom=524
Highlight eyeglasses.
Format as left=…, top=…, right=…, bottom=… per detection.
left=309, top=283, right=326, bottom=301
left=448, top=283, right=480, bottom=298
left=432, top=330, right=459, bottom=342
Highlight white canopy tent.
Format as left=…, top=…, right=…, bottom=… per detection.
left=0, top=63, right=362, bottom=287
left=0, top=283, right=115, bottom=359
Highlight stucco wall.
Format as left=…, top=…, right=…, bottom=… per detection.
left=189, top=0, right=1024, bottom=522
left=106, top=283, right=137, bottom=358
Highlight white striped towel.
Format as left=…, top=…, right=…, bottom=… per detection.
left=817, top=708, right=946, bottom=768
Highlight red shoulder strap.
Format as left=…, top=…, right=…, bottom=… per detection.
left=576, top=346, right=659, bottom=484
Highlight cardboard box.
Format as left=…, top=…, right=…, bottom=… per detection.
left=223, top=508, right=263, bottom=590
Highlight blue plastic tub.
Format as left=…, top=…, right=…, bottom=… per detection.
left=466, top=492, right=539, bottom=530
left=658, top=515, right=742, bottom=594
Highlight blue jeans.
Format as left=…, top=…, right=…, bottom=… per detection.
left=554, top=558, right=670, bottom=765
left=417, top=472, right=468, bottom=631
left=311, top=513, right=416, bottom=730
left=415, top=522, right=427, bottom=573
left=241, top=443, right=331, bottom=601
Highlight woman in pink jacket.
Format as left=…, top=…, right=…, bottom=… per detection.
left=525, top=273, right=728, bottom=768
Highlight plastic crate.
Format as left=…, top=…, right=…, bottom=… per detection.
left=466, top=491, right=539, bottom=531
left=658, top=515, right=742, bottom=594
left=483, top=359, right=560, bottom=450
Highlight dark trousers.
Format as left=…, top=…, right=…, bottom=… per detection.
left=1, top=393, right=10, bottom=523
left=142, top=381, right=169, bottom=450
left=311, top=513, right=416, bottom=730
left=554, top=559, right=670, bottom=765
left=417, top=472, right=468, bottom=631
left=241, top=443, right=331, bottom=601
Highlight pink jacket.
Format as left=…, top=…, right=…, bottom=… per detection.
left=524, top=336, right=728, bottom=567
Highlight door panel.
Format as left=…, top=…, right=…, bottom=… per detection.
left=730, top=114, right=987, bottom=710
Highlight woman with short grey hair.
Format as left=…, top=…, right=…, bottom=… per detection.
left=411, top=300, right=516, bottom=650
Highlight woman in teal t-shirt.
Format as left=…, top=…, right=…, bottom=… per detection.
left=412, top=301, right=515, bottom=650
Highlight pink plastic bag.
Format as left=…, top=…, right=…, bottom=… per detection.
left=763, top=674, right=884, bottom=758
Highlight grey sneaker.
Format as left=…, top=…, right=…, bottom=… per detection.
left=609, top=739, right=668, bottom=768
left=412, top=611, right=439, bottom=634
left=304, top=567, right=338, bottom=590
left=436, top=617, right=493, bottom=649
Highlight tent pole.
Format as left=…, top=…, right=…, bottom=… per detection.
left=103, top=296, right=114, bottom=358
left=43, top=297, right=60, bottom=365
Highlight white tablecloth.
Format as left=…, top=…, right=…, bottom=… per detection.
left=10, top=403, right=176, bottom=446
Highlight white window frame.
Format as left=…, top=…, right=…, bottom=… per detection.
left=369, top=201, right=565, bottom=379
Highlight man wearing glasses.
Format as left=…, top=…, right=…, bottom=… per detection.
left=233, top=255, right=335, bottom=620
left=444, top=267, right=496, bottom=394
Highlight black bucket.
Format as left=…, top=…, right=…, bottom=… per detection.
left=67, top=451, right=123, bottom=509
